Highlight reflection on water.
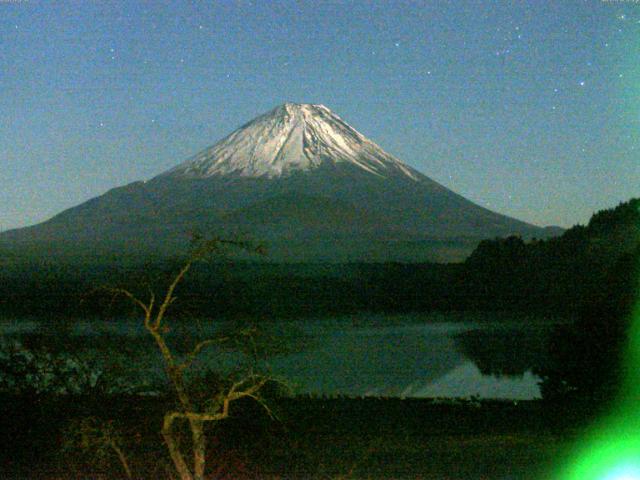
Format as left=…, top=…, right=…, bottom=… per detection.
left=0, top=315, right=556, bottom=400
left=416, top=362, right=541, bottom=400
left=269, top=326, right=466, bottom=397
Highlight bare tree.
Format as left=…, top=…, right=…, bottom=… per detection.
left=109, top=236, right=272, bottom=480
left=62, top=416, right=133, bottom=479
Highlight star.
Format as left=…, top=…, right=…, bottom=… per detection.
left=579, top=81, right=585, bottom=86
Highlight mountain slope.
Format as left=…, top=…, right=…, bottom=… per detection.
left=1, top=103, right=553, bottom=262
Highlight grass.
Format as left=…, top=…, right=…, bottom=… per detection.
left=0, top=394, right=590, bottom=479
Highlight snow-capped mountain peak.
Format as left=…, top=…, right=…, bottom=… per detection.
left=162, top=103, right=419, bottom=180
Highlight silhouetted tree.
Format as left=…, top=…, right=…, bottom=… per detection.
left=536, top=247, right=639, bottom=401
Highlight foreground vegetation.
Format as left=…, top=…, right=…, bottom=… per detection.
left=1, top=393, right=594, bottom=479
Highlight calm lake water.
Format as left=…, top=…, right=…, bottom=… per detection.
left=0, top=313, right=559, bottom=400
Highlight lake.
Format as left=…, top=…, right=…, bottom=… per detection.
left=0, top=313, right=559, bottom=400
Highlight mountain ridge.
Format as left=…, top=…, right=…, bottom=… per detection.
left=0, top=103, right=557, bottom=262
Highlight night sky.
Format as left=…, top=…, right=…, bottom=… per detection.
left=1, top=0, right=638, bottom=231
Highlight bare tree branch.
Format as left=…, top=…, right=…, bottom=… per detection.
left=155, top=261, right=192, bottom=330
left=103, top=234, right=270, bottom=480
left=177, top=337, right=229, bottom=372
left=104, top=287, right=151, bottom=318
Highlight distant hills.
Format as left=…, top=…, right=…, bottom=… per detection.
left=468, top=198, right=640, bottom=267
left=1, top=103, right=558, bottom=262
left=462, top=197, right=640, bottom=313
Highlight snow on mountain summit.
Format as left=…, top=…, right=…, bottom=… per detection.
left=162, top=103, right=420, bottom=180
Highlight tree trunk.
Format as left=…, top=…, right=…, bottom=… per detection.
left=163, top=414, right=194, bottom=480
left=191, top=419, right=206, bottom=480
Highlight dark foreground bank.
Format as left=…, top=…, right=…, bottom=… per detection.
left=0, top=394, right=601, bottom=480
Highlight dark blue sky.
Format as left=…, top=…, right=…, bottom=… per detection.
left=1, top=0, right=638, bottom=230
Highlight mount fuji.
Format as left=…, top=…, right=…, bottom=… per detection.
left=164, top=103, right=421, bottom=180
left=1, top=103, right=554, bottom=262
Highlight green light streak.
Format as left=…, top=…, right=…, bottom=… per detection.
left=553, top=234, right=640, bottom=478
left=553, top=303, right=640, bottom=480
left=550, top=15, right=640, bottom=477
